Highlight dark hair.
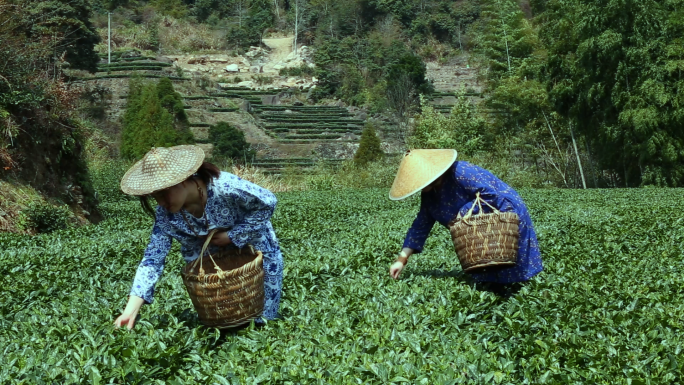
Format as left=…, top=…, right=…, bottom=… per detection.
left=195, top=162, right=221, bottom=184
left=139, top=162, right=222, bottom=217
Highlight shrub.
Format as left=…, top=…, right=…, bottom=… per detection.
left=354, top=123, right=384, bottom=166
left=253, top=75, right=274, bottom=85
left=20, top=203, right=71, bottom=233
left=209, top=122, right=255, bottom=163
left=89, top=159, right=135, bottom=203
left=279, top=64, right=315, bottom=77
left=121, top=78, right=194, bottom=159
left=409, top=91, right=485, bottom=152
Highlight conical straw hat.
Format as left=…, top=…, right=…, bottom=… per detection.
left=389, top=149, right=458, bottom=200
left=120, top=145, right=206, bottom=196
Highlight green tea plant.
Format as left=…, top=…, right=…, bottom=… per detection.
left=1, top=188, right=683, bottom=383
left=18, top=202, right=71, bottom=233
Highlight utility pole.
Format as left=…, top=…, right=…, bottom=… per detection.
left=294, top=0, right=299, bottom=56
left=108, top=12, right=112, bottom=64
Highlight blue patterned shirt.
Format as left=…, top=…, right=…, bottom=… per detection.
left=131, top=172, right=280, bottom=303
left=403, top=161, right=543, bottom=283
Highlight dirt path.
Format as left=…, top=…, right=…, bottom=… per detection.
left=262, top=36, right=294, bottom=73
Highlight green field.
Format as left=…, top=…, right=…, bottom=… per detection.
left=1, top=188, right=683, bottom=384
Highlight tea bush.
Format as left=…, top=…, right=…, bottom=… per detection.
left=19, top=202, right=71, bottom=233
left=1, top=188, right=683, bottom=383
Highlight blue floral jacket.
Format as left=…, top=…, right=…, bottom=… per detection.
left=130, top=172, right=281, bottom=303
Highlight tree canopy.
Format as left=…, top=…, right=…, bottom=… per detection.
left=539, top=0, right=684, bottom=186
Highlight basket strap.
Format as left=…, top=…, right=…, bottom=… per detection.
left=194, top=229, right=219, bottom=276
left=476, top=192, right=500, bottom=213
left=193, top=232, right=256, bottom=276
left=462, top=192, right=501, bottom=224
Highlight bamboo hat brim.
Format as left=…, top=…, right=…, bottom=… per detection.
left=120, top=145, right=206, bottom=196
left=389, top=149, right=458, bottom=200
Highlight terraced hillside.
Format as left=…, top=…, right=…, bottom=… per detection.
left=87, top=52, right=188, bottom=81
left=253, top=105, right=364, bottom=144
left=75, top=51, right=384, bottom=174
left=250, top=157, right=346, bottom=175
left=180, top=84, right=370, bottom=173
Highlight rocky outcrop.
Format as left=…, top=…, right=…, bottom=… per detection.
left=272, top=45, right=315, bottom=71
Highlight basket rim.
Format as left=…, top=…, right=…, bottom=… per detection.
left=449, top=210, right=520, bottom=227
left=181, top=250, right=263, bottom=280
left=463, top=260, right=517, bottom=273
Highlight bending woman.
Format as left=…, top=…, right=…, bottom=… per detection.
left=388, top=149, right=542, bottom=294
left=115, top=145, right=283, bottom=329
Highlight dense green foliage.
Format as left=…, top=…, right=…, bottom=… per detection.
left=18, top=202, right=72, bottom=233
left=226, top=0, right=275, bottom=50
left=298, top=0, right=476, bottom=109
left=312, top=37, right=429, bottom=108
left=157, top=77, right=189, bottom=125
left=470, top=0, right=538, bottom=84
left=121, top=77, right=194, bottom=159
left=209, top=122, right=255, bottom=163
left=411, top=92, right=485, bottom=151
left=353, top=123, right=384, bottom=166
left=18, top=0, right=101, bottom=72
left=459, top=0, right=684, bottom=188
left=1, top=188, right=683, bottom=383
left=304, top=0, right=480, bottom=47
left=0, top=0, right=99, bottom=216
left=538, top=0, right=684, bottom=187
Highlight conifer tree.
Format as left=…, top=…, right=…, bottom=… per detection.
left=121, top=78, right=145, bottom=159
left=354, top=123, right=384, bottom=166
left=156, top=77, right=189, bottom=127
left=121, top=79, right=193, bottom=160
left=471, top=0, right=537, bottom=83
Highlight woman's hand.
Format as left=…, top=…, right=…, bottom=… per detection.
left=389, top=248, right=413, bottom=279
left=390, top=261, right=405, bottom=279
left=114, top=296, right=145, bottom=330
left=207, top=231, right=232, bottom=247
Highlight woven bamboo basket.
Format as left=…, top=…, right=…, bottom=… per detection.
left=448, top=192, right=520, bottom=273
left=181, top=229, right=264, bottom=328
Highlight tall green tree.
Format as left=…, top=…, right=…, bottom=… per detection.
left=409, top=91, right=485, bottom=152
left=121, top=79, right=193, bottom=160
left=18, top=0, right=101, bottom=73
left=227, top=0, right=275, bottom=50
left=539, top=0, right=684, bottom=186
left=470, top=0, right=537, bottom=84
left=157, top=77, right=189, bottom=127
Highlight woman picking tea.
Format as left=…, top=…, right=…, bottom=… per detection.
left=388, top=149, right=542, bottom=294
left=114, top=145, right=283, bottom=329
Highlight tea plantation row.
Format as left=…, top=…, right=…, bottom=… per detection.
left=0, top=188, right=683, bottom=384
